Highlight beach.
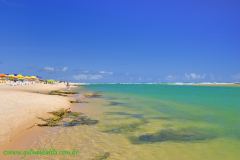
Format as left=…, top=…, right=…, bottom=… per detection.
left=0, top=83, right=70, bottom=146
left=0, top=84, right=240, bottom=160
left=0, top=0, right=239, bottom=159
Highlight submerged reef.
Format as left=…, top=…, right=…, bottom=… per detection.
left=130, top=128, right=216, bottom=144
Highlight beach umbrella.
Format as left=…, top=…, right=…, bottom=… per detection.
left=0, top=74, right=7, bottom=78
left=8, top=74, right=15, bottom=77
left=16, top=74, right=24, bottom=79
left=30, top=76, right=37, bottom=79
left=7, top=74, right=16, bottom=80
left=24, top=76, right=32, bottom=81
left=16, top=74, right=24, bottom=81
left=0, top=74, right=7, bottom=80
left=8, top=74, right=15, bottom=78
left=29, top=76, right=38, bottom=81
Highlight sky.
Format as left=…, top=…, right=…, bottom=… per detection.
left=0, top=0, right=240, bottom=83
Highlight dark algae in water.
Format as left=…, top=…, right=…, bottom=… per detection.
left=105, top=111, right=144, bottom=119
left=84, top=92, right=102, bottom=98
left=131, top=128, right=216, bottom=144
left=37, top=108, right=98, bottom=127
left=108, top=101, right=128, bottom=106
left=104, top=119, right=148, bottom=134
left=63, top=114, right=99, bottom=127
left=49, top=90, right=78, bottom=96
left=69, top=99, right=88, bottom=103
left=93, top=152, right=110, bottom=160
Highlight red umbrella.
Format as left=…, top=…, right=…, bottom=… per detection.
left=0, top=74, right=7, bottom=78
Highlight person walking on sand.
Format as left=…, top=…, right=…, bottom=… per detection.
left=66, top=81, right=70, bottom=90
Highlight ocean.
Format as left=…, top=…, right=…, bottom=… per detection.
left=82, top=84, right=240, bottom=160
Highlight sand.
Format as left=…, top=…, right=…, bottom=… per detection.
left=0, top=83, right=70, bottom=145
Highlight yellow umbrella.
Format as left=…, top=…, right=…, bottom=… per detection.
left=24, top=76, right=32, bottom=80
left=16, top=74, right=24, bottom=79
left=30, top=76, right=37, bottom=79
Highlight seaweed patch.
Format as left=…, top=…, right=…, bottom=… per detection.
left=130, top=128, right=216, bottom=144
left=84, top=92, right=102, bottom=98
left=103, top=119, right=148, bottom=134
left=108, top=101, right=127, bottom=106
left=49, top=90, right=78, bottom=96
left=105, top=111, right=144, bottom=119
left=69, top=99, right=88, bottom=103
left=37, top=108, right=98, bottom=127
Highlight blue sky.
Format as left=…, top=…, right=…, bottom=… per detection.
left=0, top=0, right=240, bottom=82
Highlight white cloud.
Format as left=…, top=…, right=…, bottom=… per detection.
left=72, top=70, right=114, bottom=81
left=43, top=66, right=55, bottom=72
left=43, top=66, right=69, bottom=72
left=73, top=74, right=103, bottom=80
left=99, top=71, right=113, bottom=75
left=184, top=73, right=206, bottom=80
left=166, top=75, right=176, bottom=81
left=62, top=67, right=68, bottom=72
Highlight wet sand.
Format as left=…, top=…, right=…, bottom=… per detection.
left=0, top=83, right=70, bottom=146
left=0, top=95, right=139, bottom=160
left=0, top=92, right=108, bottom=159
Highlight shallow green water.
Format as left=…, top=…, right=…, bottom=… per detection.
left=83, top=84, right=240, bottom=159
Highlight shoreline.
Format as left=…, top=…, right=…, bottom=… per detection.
left=0, top=83, right=74, bottom=147
left=0, top=84, right=107, bottom=159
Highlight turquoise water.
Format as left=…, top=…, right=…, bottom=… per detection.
left=83, top=84, right=240, bottom=159
left=11, top=84, right=239, bottom=160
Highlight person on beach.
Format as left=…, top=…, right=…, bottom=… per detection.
left=66, top=81, right=70, bottom=90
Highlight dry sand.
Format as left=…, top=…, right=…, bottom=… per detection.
left=0, top=83, right=70, bottom=146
